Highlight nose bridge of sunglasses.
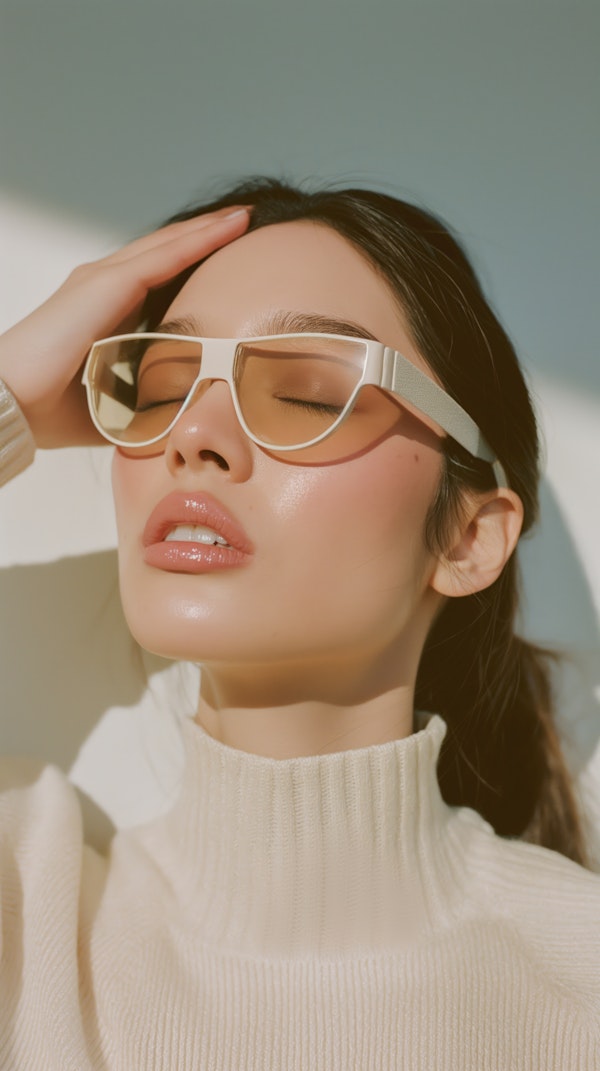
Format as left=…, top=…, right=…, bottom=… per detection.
left=176, top=338, right=239, bottom=411
left=197, top=337, right=239, bottom=384
left=179, top=377, right=236, bottom=425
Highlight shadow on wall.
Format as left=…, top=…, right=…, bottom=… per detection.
left=0, top=549, right=171, bottom=764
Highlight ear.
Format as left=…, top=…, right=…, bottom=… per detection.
left=429, top=489, right=524, bottom=598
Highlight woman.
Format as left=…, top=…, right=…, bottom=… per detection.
left=0, top=181, right=598, bottom=1069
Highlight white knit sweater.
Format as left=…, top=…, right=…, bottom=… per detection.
left=1, top=383, right=599, bottom=1067
left=1, top=710, right=599, bottom=1070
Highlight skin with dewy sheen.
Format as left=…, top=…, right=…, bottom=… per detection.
left=111, top=221, right=523, bottom=759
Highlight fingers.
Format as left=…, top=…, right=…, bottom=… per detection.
left=103, top=208, right=252, bottom=337
left=115, top=208, right=252, bottom=296
left=75, top=208, right=251, bottom=338
left=73, top=207, right=251, bottom=326
left=47, top=207, right=250, bottom=342
left=103, top=205, right=251, bottom=266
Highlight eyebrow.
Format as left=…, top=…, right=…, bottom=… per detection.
left=154, top=311, right=379, bottom=342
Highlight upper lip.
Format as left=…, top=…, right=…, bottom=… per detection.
left=142, top=491, right=254, bottom=554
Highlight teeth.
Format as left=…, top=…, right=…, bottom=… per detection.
left=165, top=524, right=230, bottom=546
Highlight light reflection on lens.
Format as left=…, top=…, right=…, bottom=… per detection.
left=88, top=333, right=441, bottom=462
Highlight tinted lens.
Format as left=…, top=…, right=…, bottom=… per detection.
left=88, top=333, right=409, bottom=459
left=88, top=336, right=202, bottom=444
left=235, top=335, right=368, bottom=447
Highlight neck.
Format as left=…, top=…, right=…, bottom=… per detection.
left=148, top=707, right=459, bottom=957
left=195, top=656, right=416, bottom=758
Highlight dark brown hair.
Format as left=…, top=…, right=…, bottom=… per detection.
left=142, top=177, right=589, bottom=868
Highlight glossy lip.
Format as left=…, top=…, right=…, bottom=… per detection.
left=142, top=491, right=255, bottom=556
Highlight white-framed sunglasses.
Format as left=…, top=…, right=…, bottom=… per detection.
left=82, top=331, right=508, bottom=486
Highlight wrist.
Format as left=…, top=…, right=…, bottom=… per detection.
left=0, top=378, right=36, bottom=486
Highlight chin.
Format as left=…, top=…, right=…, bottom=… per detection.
left=117, top=558, right=247, bottom=663
left=122, top=606, right=227, bottom=664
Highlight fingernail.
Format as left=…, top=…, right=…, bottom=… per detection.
left=223, top=207, right=250, bottom=219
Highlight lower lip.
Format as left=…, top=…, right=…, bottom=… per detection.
left=143, top=541, right=252, bottom=574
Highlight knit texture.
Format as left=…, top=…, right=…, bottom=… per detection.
left=1, top=711, right=599, bottom=1070
left=0, top=380, right=35, bottom=487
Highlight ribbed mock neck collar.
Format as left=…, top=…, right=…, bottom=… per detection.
left=132, top=711, right=473, bottom=958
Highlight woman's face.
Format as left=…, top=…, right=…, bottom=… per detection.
left=112, top=221, right=446, bottom=696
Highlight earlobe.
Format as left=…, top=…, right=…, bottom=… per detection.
left=430, top=490, right=524, bottom=598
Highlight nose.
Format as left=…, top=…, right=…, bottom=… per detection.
left=164, top=379, right=253, bottom=481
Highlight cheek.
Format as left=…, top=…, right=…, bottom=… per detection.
left=268, top=441, right=440, bottom=623
left=293, top=440, right=437, bottom=542
left=109, top=437, right=441, bottom=664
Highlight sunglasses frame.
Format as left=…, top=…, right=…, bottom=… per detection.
left=82, top=331, right=508, bottom=488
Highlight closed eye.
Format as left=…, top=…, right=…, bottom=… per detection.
left=134, top=397, right=187, bottom=413
left=275, top=396, right=344, bottom=416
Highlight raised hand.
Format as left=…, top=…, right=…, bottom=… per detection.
left=0, top=207, right=250, bottom=447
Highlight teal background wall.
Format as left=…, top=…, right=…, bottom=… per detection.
left=2, top=0, right=598, bottom=392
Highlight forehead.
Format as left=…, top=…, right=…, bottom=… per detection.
left=165, top=220, right=422, bottom=362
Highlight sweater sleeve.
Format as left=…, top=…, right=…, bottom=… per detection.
left=0, top=379, right=36, bottom=486
left=0, top=754, right=97, bottom=1068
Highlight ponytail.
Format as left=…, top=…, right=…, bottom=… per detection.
left=416, top=551, right=590, bottom=867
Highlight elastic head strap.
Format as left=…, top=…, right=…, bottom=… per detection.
left=383, top=348, right=509, bottom=489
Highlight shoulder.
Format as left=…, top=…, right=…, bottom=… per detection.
left=0, top=755, right=112, bottom=1058
left=477, top=823, right=600, bottom=926
left=457, top=808, right=600, bottom=1001
left=0, top=753, right=84, bottom=850
left=0, top=755, right=105, bottom=960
